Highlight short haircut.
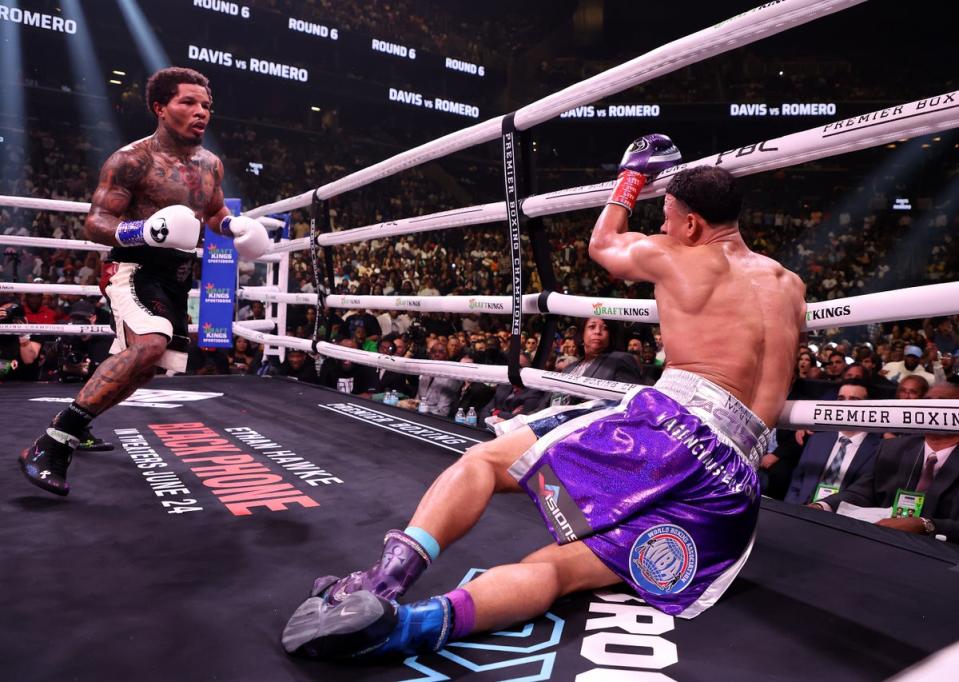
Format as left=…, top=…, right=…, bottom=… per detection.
left=145, top=67, right=211, bottom=117
left=899, top=374, right=930, bottom=395
left=665, top=166, right=742, bottom=225
left=839, top=378, right=871, bottom=398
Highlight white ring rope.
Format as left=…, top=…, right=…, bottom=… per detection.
left=0, top=319, right=276, bottom=337
left=0, top=281, right=202, bottom=298
left=245, top=90, right=959, bottom=254
left=244, top=0, right=863, bottom=218
left=0, top=234, right=111, bottom=252
left=230, top=325, right=959, bottom=434
left=0, top=233, right=285, bottom=262
left=236, top=281, right=959, bottom=333
left=0, top=198, right=285, bottom=232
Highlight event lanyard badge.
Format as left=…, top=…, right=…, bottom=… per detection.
left=813, top=483, right=839, bottom=502
left=892, top=489, right=925, bottom=519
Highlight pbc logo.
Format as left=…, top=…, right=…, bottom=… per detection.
left=715, top=140, right=778, bottom=165
left=149, top=218, right=169, bottom=244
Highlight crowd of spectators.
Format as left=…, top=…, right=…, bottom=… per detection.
left=2, top=107, right=958, bottom=541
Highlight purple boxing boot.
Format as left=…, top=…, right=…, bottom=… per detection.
left=311, top=529, right=432, bottom=606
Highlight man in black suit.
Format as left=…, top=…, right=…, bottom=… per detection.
left=811, top=382, right=959, bottom=542
left=785, top=380, right=882, bottom=504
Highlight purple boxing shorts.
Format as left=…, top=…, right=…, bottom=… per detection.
left=508, top=369, right=769, bottom=618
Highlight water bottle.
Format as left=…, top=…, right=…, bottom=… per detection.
left=387, top=390, right=397, bottom=406
left=454, top=408, right=466, bottom=424
left=418, top=398, right=430, bottom=414
left=466, top=407, right=477, bottom=427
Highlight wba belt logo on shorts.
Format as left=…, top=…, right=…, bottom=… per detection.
left=629, top=524, right=698, bottom=595
left=536, top=464, right=592, bottom=543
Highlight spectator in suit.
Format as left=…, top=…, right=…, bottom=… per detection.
left=785, top=380, right=882, bottom=504
left=811, top=382, right=959, bottom=542
left=881, top=375, right=930, bottom=439
left=479, top=351, right=544, bottom=424
left=451, top=349, right=500, bottom=418
left=399, top=340, right=462, bottom=417
left=372, top=336, right=417, bottom=397
left=537, top=316, right=643, bottom=408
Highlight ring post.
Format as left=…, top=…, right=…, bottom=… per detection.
left=309, top=190, right=334, bottom=355
left=502, top=112, right=525, bottom=387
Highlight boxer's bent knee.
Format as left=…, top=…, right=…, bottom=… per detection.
left=126, top=331, right=169, bottom=368
left=461, top=426, right=536, bottom=492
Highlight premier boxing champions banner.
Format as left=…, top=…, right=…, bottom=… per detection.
left=198, top=198, right=240, bottom=348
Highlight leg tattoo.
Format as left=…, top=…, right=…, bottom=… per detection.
left=75, top=346, right=157, bottom=415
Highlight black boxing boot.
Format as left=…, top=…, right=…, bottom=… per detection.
left=312, top=530, right=433, bottom=606
left=77, top=428, right=115, bottom=452
left=18, top=429, right=78, bottom=496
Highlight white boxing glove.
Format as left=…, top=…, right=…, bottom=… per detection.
left=115, top=205, right=201, bottom=252
left=222, top=215, right=271, bottom=260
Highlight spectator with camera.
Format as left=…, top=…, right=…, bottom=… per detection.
left=47, top=301, right=113, bottom=384
left=0, top=300, right=42, bottom=381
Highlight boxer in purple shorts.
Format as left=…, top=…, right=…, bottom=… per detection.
left=511, top=372, right=768, bottom=617
left=282, top=137, right=806, bottom=661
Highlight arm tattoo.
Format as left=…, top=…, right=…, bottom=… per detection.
left=84, top=147, right=151, bottom=246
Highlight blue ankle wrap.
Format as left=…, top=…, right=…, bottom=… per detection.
left=404, top=526, right=441, bottom=561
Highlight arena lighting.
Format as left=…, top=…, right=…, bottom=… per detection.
left=0, top=0, right=25, bottom=187
left=108, top=79, right=122, bottom=85
left=786, top=133, right=930, bottom=265
left=112, top=69, right=126, bottom=76
left=883, top=165, right=959, bottom=285
left=115, top=0, right=169, bottom=72
left=61, top=0, right=121, bottom=155
left=310, top=106, right=321, bottom=112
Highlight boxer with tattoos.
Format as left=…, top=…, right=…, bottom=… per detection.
left=19, top=66, right=270, bottom=496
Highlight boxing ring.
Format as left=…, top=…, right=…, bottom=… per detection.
left=2, top=0, right=959, bottom=679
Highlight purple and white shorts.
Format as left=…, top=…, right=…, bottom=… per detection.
left=507, top=369, right=769, bottom=618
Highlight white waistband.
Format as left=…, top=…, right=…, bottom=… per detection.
left=652, top=369, right=769, bottom=468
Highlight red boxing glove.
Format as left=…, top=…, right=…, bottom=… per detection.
left=607, top=169, right=647, bottom=216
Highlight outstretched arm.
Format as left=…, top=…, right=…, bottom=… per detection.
left=83, top=147, right=151, bottom=246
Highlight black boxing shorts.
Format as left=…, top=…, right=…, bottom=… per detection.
left=102, top=260, right=193, bottom=373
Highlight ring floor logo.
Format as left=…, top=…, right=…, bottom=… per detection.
left=401, top=569, right=565, bottom=682
left=30, top=389, right=224, bottom=409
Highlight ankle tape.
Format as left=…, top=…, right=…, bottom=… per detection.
left=385, top=529, right=433, bottom=566
left=46, top=428, right=80, bottom=449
